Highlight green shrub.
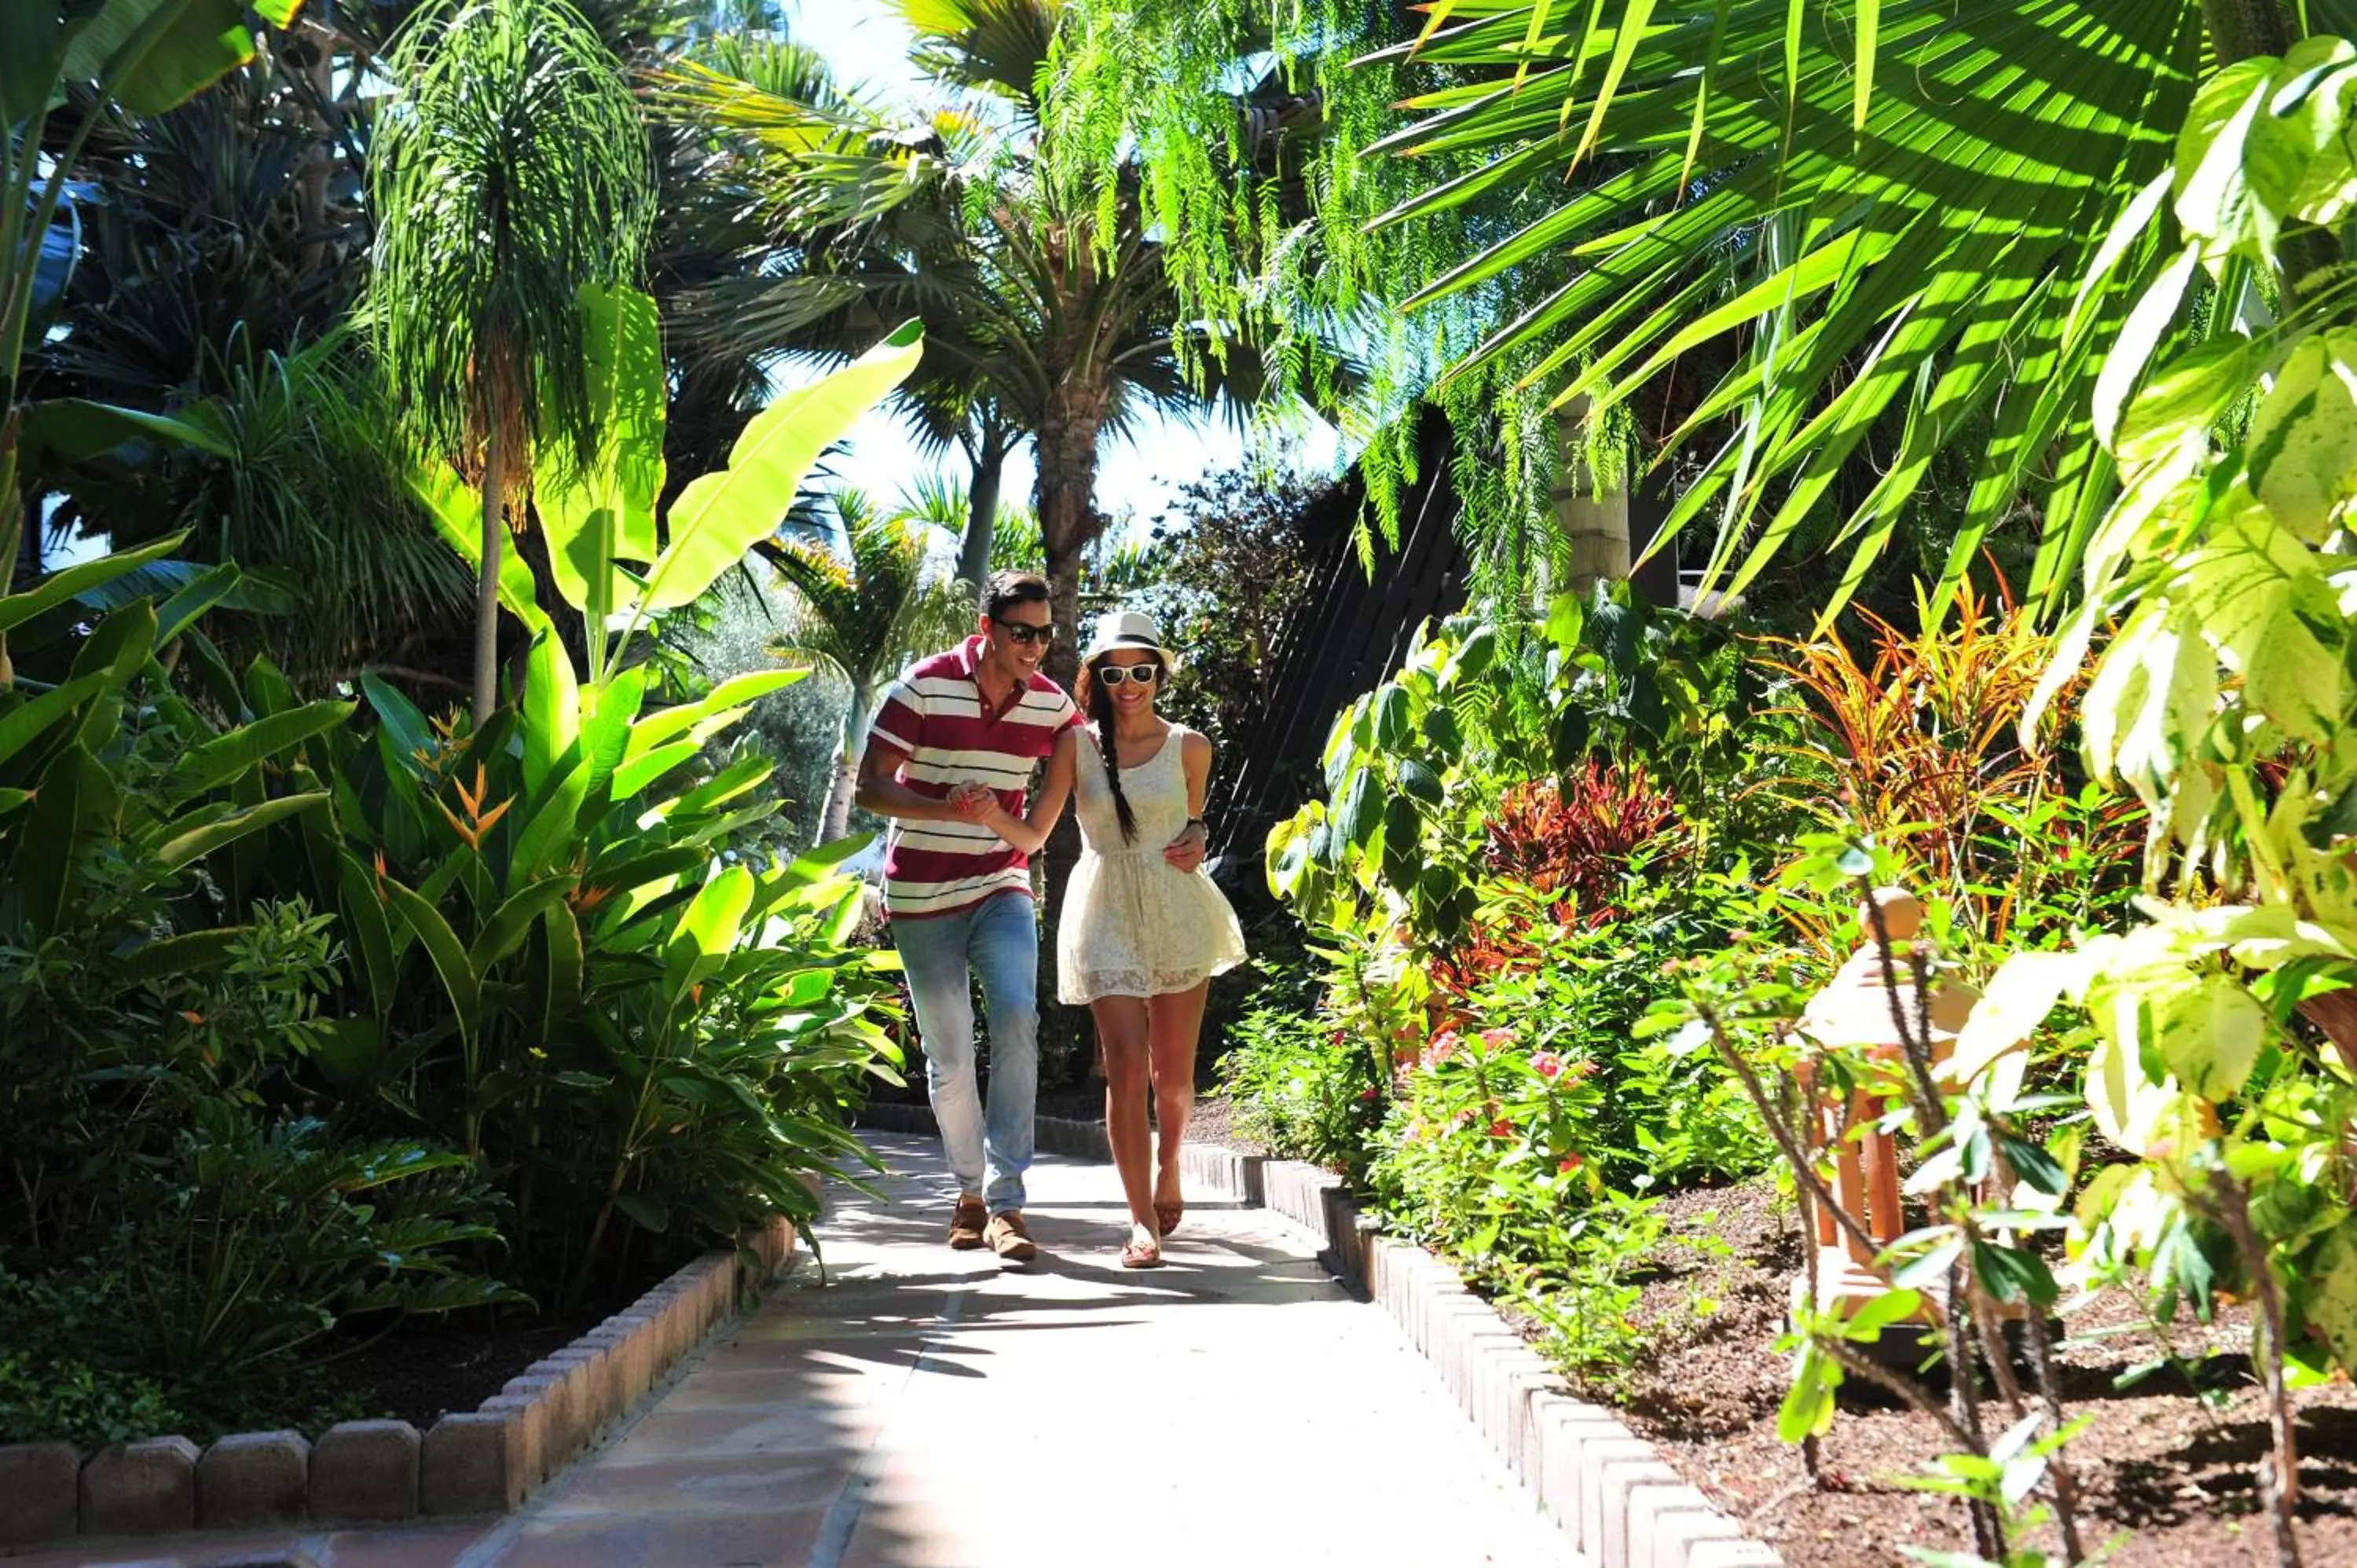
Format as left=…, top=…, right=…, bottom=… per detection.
left=1213, top=995, right=1382, bottom=1171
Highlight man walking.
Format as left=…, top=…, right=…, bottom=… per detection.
left=856, top=571, right=1078, bottom=1261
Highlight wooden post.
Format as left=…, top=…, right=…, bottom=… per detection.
left=1791, top=886, right=1978, bottom=1324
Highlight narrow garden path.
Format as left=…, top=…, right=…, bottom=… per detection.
left=33, top=1132, right=1571, bottom=1568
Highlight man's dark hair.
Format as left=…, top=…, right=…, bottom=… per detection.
left=984, top=570, right=1051, bottom=618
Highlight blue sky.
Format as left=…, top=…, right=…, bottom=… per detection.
left=777, top=0, right=1342, bottom=541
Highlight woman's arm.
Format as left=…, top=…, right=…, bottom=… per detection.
left=981, top=726, right=1076, bottom=855
left=1163, top=731, right=1213, bottom=871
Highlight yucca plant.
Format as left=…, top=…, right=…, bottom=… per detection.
left=365, top=0, right=655, bottom=724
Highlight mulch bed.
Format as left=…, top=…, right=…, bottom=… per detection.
left=312, top=1309, right=610, bottom=1435
left=1571, top=1179, right=2357, bottom=1567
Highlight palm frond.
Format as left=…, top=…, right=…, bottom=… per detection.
left=1378, top=0, right=2230, bottom=621
left=764, top=493, right=964, bottom=698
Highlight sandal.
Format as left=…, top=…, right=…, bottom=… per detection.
left=1154, top=1200, right=1183, bottom=1237
left=1120, top=1223, right=1164, bottom=1269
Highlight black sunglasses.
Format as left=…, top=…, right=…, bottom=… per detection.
left=1097, top=664, right=1159, bottom=687
left=992, top=618, right=1056, bottom=647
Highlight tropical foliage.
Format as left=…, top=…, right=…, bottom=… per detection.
left=764, top=487, right=970, bottom=842
left=2, top=166, right=922, bottom=1440
left=659, top=0, right=1280, bottom=667
left=366, top=0, right=656, bottom=720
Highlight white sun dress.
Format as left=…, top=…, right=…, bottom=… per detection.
left=1057, top=724, right=1249, bottom=1005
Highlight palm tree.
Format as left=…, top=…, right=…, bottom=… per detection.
left=764, top=488, right=970, bottom=843
left=658, top=0, right=1267, bottom=679
left=1351, top=0, right=2357, bottom=622
left=365, top=0, right=655, bottom=724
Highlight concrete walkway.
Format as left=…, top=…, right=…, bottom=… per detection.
left=29, top=1134, right=1574, bottom=1568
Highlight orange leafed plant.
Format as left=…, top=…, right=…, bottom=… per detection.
left=1759, top=577, right=2142, bottom=942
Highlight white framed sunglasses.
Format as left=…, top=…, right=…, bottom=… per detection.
left=1098, top=664, right=1160, bottom=687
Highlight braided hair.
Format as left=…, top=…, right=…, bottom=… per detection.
left=1076, top=656, right=1164, bottom=844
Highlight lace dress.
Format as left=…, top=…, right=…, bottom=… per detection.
left=1057, top=724, right=1249, bottom=1005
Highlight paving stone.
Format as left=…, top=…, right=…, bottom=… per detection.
left=1502, top=1362, right=1561, bottom=1478
left=42, top=1138, right=1769, bottom=1566
left=309, top=1420, right=420, bottom=1523
left=538, top=1344, right=615, bottom=1441
left=198, top=1431, right=310, bottom=1528
left=1640, top=1495, right=1747, bottom=1568
left=1529, top=1394, right=1639, bottom=1543
left=79, top=1434, right=198, bottom=1536
left=1686, top=1541, right=1786, bottom=1568
left=500, top=1374, right=575, bottom=1476
left=0, top=1442, right=80, bottom=1546
left=1464, top=1327, right=1525, bottom=1438
left=1593, top=1447, right=1681, bottom=1566
left=591, top=1315, right=655, bottom=1402
left=475, top=1394, right=548, bottom=1489
left=420, top=1412, right=526, bottom=1515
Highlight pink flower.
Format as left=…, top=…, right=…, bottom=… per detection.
left=1531, top=1051, right=1564, bottom=1079
left=1487, top=1118, right=1515, bottom=1139
left=1479, top=1027, right=1516, bottom=1049
left=1427, top=1030, right=1460, bottom=1064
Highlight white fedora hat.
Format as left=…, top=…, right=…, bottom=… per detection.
left=1081, top=610, right=1178, bottom=670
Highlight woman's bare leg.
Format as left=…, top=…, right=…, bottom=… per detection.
left=1091, top=997, right=1159, bottom=1247
left=1147, top=983, right=1210, bottom=1217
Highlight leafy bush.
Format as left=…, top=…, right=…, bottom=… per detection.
left=1213, top=991, right=1383, bottom=1169
left=0, top=1268, right=179, bottom=1450
left=0, top=315, right=915, bottom=1427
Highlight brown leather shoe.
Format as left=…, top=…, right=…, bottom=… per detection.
left=948, top=1196, right=988, bottom=1250
left=984, top=1210, right=1038, bottom=1262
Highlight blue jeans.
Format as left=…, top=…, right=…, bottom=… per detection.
left=892, top=891, right=1039, bottom=1212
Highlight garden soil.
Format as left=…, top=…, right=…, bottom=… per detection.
left=1560, top=1179, right=2357, bottom=1567
left=318, top=1310, right=606, bottom=1434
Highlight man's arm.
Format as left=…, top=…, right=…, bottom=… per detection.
left=855, top=738, right=981, bottom=824
left=1163, top=731, right=1212, bottom=871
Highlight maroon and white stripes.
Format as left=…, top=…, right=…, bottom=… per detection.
left=867, top=636, right=1078, bottom=918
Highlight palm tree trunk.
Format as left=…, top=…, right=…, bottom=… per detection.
left=1032, top=385, right=1103, bottom=1090
left=958, top=427, right=1006, bottom=594
left=2201, top=0, right=2290, bottom=60
left=2203, top=1, right=2336, bottom=300
left=1555, top=397, right=1629, bottom=596
left=821, top=750, right=857, bottom=844
left=475, top=423, right=507, bottom=726
left=1035, top=390, right=1105, bottom=691
left=819, top=687, right=871, bottom=844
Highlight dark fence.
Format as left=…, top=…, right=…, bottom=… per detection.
left=1207, top=409, right=1468, bottom=887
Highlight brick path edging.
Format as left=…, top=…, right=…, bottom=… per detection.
left=0, top=1193, right=815, bottom=1551
left=856, top=1102, right=1783, bottom=1568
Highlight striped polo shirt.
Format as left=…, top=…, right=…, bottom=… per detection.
left=867, top=636, right=1079, bottom=919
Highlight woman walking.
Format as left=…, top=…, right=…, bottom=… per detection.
left=976, top=610, right=1248, bottom=1267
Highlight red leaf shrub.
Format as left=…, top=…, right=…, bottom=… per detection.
left=1432, top=760, right=1686, bottom=999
